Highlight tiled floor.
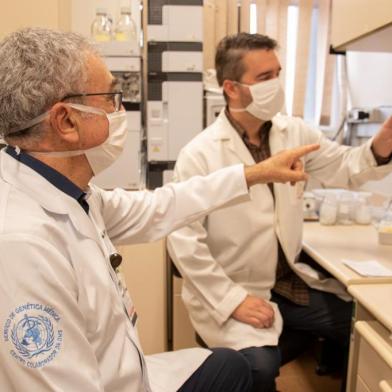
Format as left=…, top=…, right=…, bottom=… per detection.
left=276, top=350, right=342, bottom=392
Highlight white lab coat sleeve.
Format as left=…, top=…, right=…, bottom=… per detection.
left=0, top=234, right=104, bottom=392
left=299, top=118, right=392, bottom=188
left=167, top=150, right=248, bottom=326
left=100, top=163, right=250, bottom=245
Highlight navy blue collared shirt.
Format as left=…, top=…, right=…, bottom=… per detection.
left=6, top=146, right=89, bottom=214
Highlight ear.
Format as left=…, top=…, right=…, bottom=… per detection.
left=48, top=103, right=81, bottom=145
left=222, top=80, right=241, bottom=103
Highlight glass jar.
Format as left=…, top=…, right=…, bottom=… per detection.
left=91, top=8, right=113, bottom=42
left=115, top=6, right=137, bottom=43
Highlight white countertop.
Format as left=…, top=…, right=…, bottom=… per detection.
left=349, top=284, right=392, bottom=333
left=303, top=222, right=392, bottom=286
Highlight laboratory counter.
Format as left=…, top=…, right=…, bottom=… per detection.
left=347, top=284, right=392, bottom=392
left=303, top=222, right=392, bottom=391
left=302, top=222, right=392, bottom=287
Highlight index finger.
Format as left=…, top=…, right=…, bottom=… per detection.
left=290, top=144, right=320, bottom=160
left=381, top=116, right=392, bottom=130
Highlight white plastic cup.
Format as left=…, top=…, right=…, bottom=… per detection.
left=319, top=195, right=338, bottom=225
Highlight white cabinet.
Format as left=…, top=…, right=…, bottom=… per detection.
left=355, top=321, right=392, bottom=391
left=331, top=0, right=392, bottom=51
left=348, top=285, right=392, bottom=391
left=172, top=276, right=198, bottom=350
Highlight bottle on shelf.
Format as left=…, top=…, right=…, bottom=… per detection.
left=115, top=6, right=137, bottom=43
left=91, top=8, right=113, bottom=42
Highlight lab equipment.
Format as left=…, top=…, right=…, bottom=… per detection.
left=354, top=195, right=372, bottom=225
left=92, top=53, right=144, bottom=190
left=378, top=210, right=392, bottom=245
left=347, top=106, right=392, bottom=146
left=303, top=192, right=319, bottom=221
left=337, top=192, right=354, bottom=225
left=319, top=194, right=338, bottom=225
left=115, top=7, right=137, bottom=43
left=312, top=189, right=374, bottom=226
left=146, top=0, right=203, bottom=188
left=91, top=8, right=113, bottom=42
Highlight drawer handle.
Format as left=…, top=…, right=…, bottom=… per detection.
left=380, top=380, right=392, bottom=392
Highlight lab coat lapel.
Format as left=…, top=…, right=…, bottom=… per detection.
left=269, top=115, right=288, bottom=155
left=212, top=111, right=255, bottom=166
left=0, top=150, right=101, bottom=245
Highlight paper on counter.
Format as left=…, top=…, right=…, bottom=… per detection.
left=342, top=259, right=392, bottom=277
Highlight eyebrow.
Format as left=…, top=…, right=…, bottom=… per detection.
left=255, top=67, right=282, bottom=79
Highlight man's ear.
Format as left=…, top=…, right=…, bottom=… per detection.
left=223, top=80, right=240, bottom=102
left=48, top=103, right=81, bottom=144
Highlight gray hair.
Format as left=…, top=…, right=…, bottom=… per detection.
left=0, top=27, right=96, bottom=141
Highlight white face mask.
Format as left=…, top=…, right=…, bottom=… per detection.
left=67, top=104, right=129, bottom=175
left=13, top=103, right=128, bottom=176
left=230, top=78, right=285, bottom=121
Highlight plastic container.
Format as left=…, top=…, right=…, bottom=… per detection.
left=319, top=194, right=338, bottom=225
left=354, top=195, right=372, bottom=225
left=337, top=192, right=353, bottom=225
left=303, top=192, right=318, bottom=221
left=91, top=8, right=113, bottom=42
left=377, top=211, right=392, bottom=245
left=115, top=6, right=137, bottom=43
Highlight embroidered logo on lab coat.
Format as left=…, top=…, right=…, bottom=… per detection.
left=3, top=303, right=63, bottom=368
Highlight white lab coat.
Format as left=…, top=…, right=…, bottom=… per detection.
left=167, top=110, right=392, bottom=350
left=0, top=148, right=250, bottom=392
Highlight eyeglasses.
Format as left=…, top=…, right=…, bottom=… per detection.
left=62, top=92, right=123, bottom=112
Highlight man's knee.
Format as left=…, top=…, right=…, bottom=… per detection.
left=209, top=348, right=253, bottom=392
left=240, top=346, right=280, bottom=391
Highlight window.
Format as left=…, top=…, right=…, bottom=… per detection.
left=249, top=2, right=322, bottom=125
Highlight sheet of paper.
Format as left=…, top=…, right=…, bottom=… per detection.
left=342, top=259, right=392, bottom=277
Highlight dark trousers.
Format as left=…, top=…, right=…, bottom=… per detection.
left=239, top=346, right=281, bottom=392
left=273, top=288, right=352, bottom=391
left=178, top=347, right=253, bottom=392
left=232, top=288, right=352, bottom=392
left=272, top=289, right=352, bottom=345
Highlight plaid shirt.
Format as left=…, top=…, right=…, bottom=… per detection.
left=225, top=108, right=310, bottom=306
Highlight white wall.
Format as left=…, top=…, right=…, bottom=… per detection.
left=0, top=0, right=70, bottom=40
left=346, top=51, right=392, bottom=107
left=346, top=51, right=392, bottom=197
left=70, top=0, right=141, bottom=38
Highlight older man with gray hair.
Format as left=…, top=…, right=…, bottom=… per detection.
left=0, top=28, right=319, bottom=391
